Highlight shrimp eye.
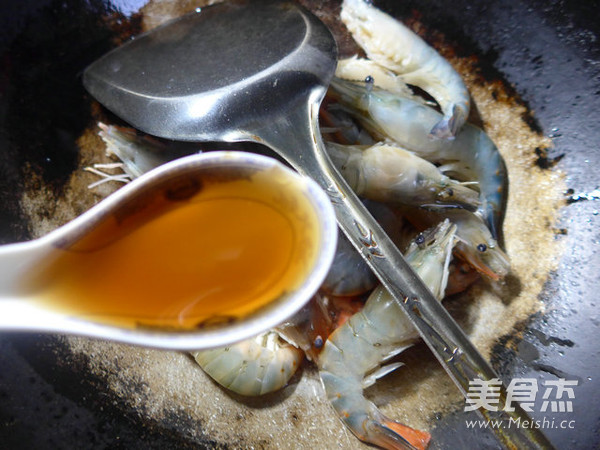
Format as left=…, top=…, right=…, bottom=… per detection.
left=313, top=335, right=324, bottom=349
left=415, top=234, right=425, bottom=245
left=438, top=188, right=454, bottom=200
left=364, top=75, right=374, bottom=84
left=477, top=243, right=487, bottom=252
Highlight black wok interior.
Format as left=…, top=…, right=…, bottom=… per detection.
left=0, top=0, right=598, bottom=448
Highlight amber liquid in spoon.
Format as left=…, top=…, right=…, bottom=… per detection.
left=22, top=165, right=321, bottom=330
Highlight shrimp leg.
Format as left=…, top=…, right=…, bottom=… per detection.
left=318, top=220, right=457, bottom=450
left=340, top=0, right=470, bottom=138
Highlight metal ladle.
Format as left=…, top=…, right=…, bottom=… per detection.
left=83, top=1, right=554, bottom=448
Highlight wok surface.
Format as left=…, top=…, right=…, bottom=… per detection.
left=0, top=0, right=599, bottom=448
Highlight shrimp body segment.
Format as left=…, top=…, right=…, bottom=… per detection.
left=192, top=331, right=304, bottom=396
left=340, top=0, right=470, bottom=138
left=326, top=141, right=481, bottom=211
left=318, top=220, right=457, bottom=450
left=329, top=78, right=508, bottom=243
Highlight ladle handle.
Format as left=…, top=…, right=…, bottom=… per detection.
left=257, top=98, right=555, bottom=450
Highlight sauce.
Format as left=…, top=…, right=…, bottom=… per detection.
left=25, top=165, right=322, bottom=330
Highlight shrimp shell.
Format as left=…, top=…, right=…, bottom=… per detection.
left=328, top=77, right=508, bottom=244
left=192, top=331, right=304, bottom=396
left=340, top=0, right=470, bottom=138
left=326, top=141, right=481, bottom=211
left=318, top=220, right=456, bottom=450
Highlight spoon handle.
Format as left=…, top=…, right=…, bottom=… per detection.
left=256, top=98, right=555, bottom=450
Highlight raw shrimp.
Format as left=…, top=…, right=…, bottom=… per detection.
left=326, top=141, right=481, bottom=210
left=340, top=0, right=470, bottom=138
left=318, top=220, right=457, bottom=450
left=192, top=331, right=304, bottom=396
left=329, top=77, right=508, bottom=242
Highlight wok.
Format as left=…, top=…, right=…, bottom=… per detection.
left=0, top=0, right=598, bottom=448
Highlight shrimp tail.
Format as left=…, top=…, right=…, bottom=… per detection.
left=367, top=414, right=431, bottom=450
left=484, top=206, right=502, bottom=247
left=429, top=103, right=469, bottom=140
left=485, top=176, right=509, bottom=248
left=428, top=112, right=456, bottom=140
left=322, top=381, right=431, bottom=450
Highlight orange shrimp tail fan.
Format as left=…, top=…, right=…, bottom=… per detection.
left=366, top=418, right=431, bottom=450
